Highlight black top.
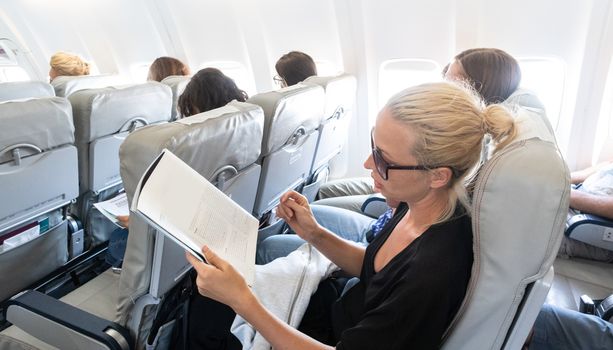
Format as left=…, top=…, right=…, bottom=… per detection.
left=334, top=202, right=473, bottom=350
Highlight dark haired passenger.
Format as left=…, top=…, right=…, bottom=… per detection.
left=177, top=67, right=248, bottom=118
left=147, top=56, right=190, bottom=82
left=274, top=51, right=317, bottom=88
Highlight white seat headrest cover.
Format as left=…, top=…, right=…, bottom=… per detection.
left=160, top=75, right=191, bottom=120
left=51, top=74, right=126, bottom=97
left=304, top=74, right=357, bottom=120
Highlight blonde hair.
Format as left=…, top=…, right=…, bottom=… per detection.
left=50, top=52, right=90, bottom=77
left=385, top=81, right=517, bottom=222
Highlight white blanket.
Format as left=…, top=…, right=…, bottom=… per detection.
left=231, top=243, right=338, bottom=350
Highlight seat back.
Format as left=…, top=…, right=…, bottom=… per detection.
left=51, top=74, right=126, bottom=97
left=441, top=109, right=570, bottom=349
left=69, top=82, right=172, bottom=247
left=302, top=74, right=357, bottom=201
left=160, top=75, right=190, bottom=121
left=247, top=83, right=325, bottom=216
left=115, top=101, right=263, bottom=347
left=0, top=81, right=55, bottom=102
left=0, top=97, right=78, bottom=302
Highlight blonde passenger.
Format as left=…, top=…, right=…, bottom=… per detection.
left=186, top=82, right=517, bottom=349
left=48, top=51, right=90, bottom=81
left=147, top=56, right=190, bottom=82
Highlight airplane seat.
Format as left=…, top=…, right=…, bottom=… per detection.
left=441, top=109, right=570, bottom=349
left=301, top=74, right=357, bottom=202
left=159, top=75, right=190, bottom=121
left=0, top=101, right=265, bottom=350
left=504, top=88, right=555, bottom=136
left=0, top=81, right=55, bottom=102
left=0, top=97, right=78, bottom=303
left=247, top=83, right=325, bottom=220
left=51, top=74, right=126, bottom=97
left=68, top=82, right=172, bottom=249
left=546, top=137, right=613, bottom=311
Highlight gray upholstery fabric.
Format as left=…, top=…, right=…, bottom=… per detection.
left=304, top=74, right=357, bottom=119
left=0, top=81, right=54, bottom=102
left=441, top=110, right=570, bottom=349
left=0, top=97, right=74, bottom=165
left=160, top=75, right=190, bottom=120
left=51, top=75, right=125, bottom=97
left=68, top=82, right=172, bottom=194
left=116, top=100, right=264, bottom=324
left=247, top=83, right=325, bottom=156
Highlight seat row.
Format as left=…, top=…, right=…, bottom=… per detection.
left=0, top=73, right=357, bottom=303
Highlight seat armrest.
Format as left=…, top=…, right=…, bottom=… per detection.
left=360, top=194, right=388, bottom=218
left=566, top=213, right=613, bottom=252
left=5, top=290, right=132, bottom=350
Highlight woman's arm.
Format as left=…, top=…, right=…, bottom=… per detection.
left=186, top=248, right=334, bottom=350
left=276, top=191, right=365, bottom=276
left=570, top=189, right=613, bottom=220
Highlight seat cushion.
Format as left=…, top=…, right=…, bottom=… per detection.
left=0, top=268, right=119, bottom=349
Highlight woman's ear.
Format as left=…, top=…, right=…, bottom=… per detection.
left=430, top=167, right=453, bottom=189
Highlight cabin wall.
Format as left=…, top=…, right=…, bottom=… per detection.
left=1, top=0, right=612, bottom=175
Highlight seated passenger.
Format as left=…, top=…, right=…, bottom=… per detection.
left=527, top=304, right=613, bottom=350
left=186, top=81, right=517, bottom=349
left=177, top=67, right=248, bottom=118
left=274, top=51, right=317, bottom=88
left=317, top=47, right=524, bottom=213
left=106, top=69, right=248, bottom=266
left=48, top=51, right=90, bottom=82
left=559, top=159, right=613, bottom=262
left=147, top=56, right=190, bottom=82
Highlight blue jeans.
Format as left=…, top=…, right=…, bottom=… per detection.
left=105, top=228, right=128, bottom=267
left=256, top=205, right=375, bottom=264
left=530, top=304, right=613, bottom=350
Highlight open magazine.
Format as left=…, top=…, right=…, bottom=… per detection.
left=93, top=192, right=129, bottom=228
left=131, top=149, right=258, bottom=285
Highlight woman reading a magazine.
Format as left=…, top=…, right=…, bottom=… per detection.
left=187, top=81, right=517, bottom=349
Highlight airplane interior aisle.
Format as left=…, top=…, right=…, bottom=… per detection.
left=1, top=1, right=613, bottom=349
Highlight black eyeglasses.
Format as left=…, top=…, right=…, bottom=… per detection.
left=371, top=132, right=430, bottom=180
left=273, top=75, right=286, bottom=88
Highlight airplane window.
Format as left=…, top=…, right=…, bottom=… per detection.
left=593, top=58, right=613, bottom=164
left=0, top=43, right=29, bottom=82
left=199, top=61, right=255, bottom=96
left=517, top=58, right=565, bottom=129
left=378, top=59, right=441, bottom=110
left=315, top=60, right=342, bottom=77
left=131, top=62, right=152, bottom=83
left=0, top=66, right=30, bottom=82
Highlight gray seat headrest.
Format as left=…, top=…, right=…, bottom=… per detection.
left=160, top=75, right=191, bottom=120
left=247, top=83, right=325, bottom=155
left=304, top=74, right=357, bottom=119
left=51, top=74, right=126, bottom=97
left=119, top=100, right=264, bottom=202
left=0, top=97, right=74, bottom=165
left=0, top=81, right=55, bottom=102
left=68, top=82, right=172, bottom=143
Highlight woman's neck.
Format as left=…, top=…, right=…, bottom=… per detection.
left=403, top=190, right=449, bottom=228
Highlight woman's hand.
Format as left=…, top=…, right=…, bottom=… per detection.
left=185, top=246, right=253, bottom=311
left=275, top=191, right=322, bottom=242
left=116, top=215, right=130, bottom=228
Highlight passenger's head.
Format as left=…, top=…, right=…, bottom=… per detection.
left=49, top=52, right=90, bottom=81
left=177, top=68, right=248, bottom=118
left=443, top=48, right=521, bottom=105
left=274, top=51, right=317, bottom=87
left=366, top=82, right=516, bottom=222
left=147, top=56, right=190, bottom=82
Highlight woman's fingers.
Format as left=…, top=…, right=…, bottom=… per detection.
left=201, top=245, right=228, bottom=270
